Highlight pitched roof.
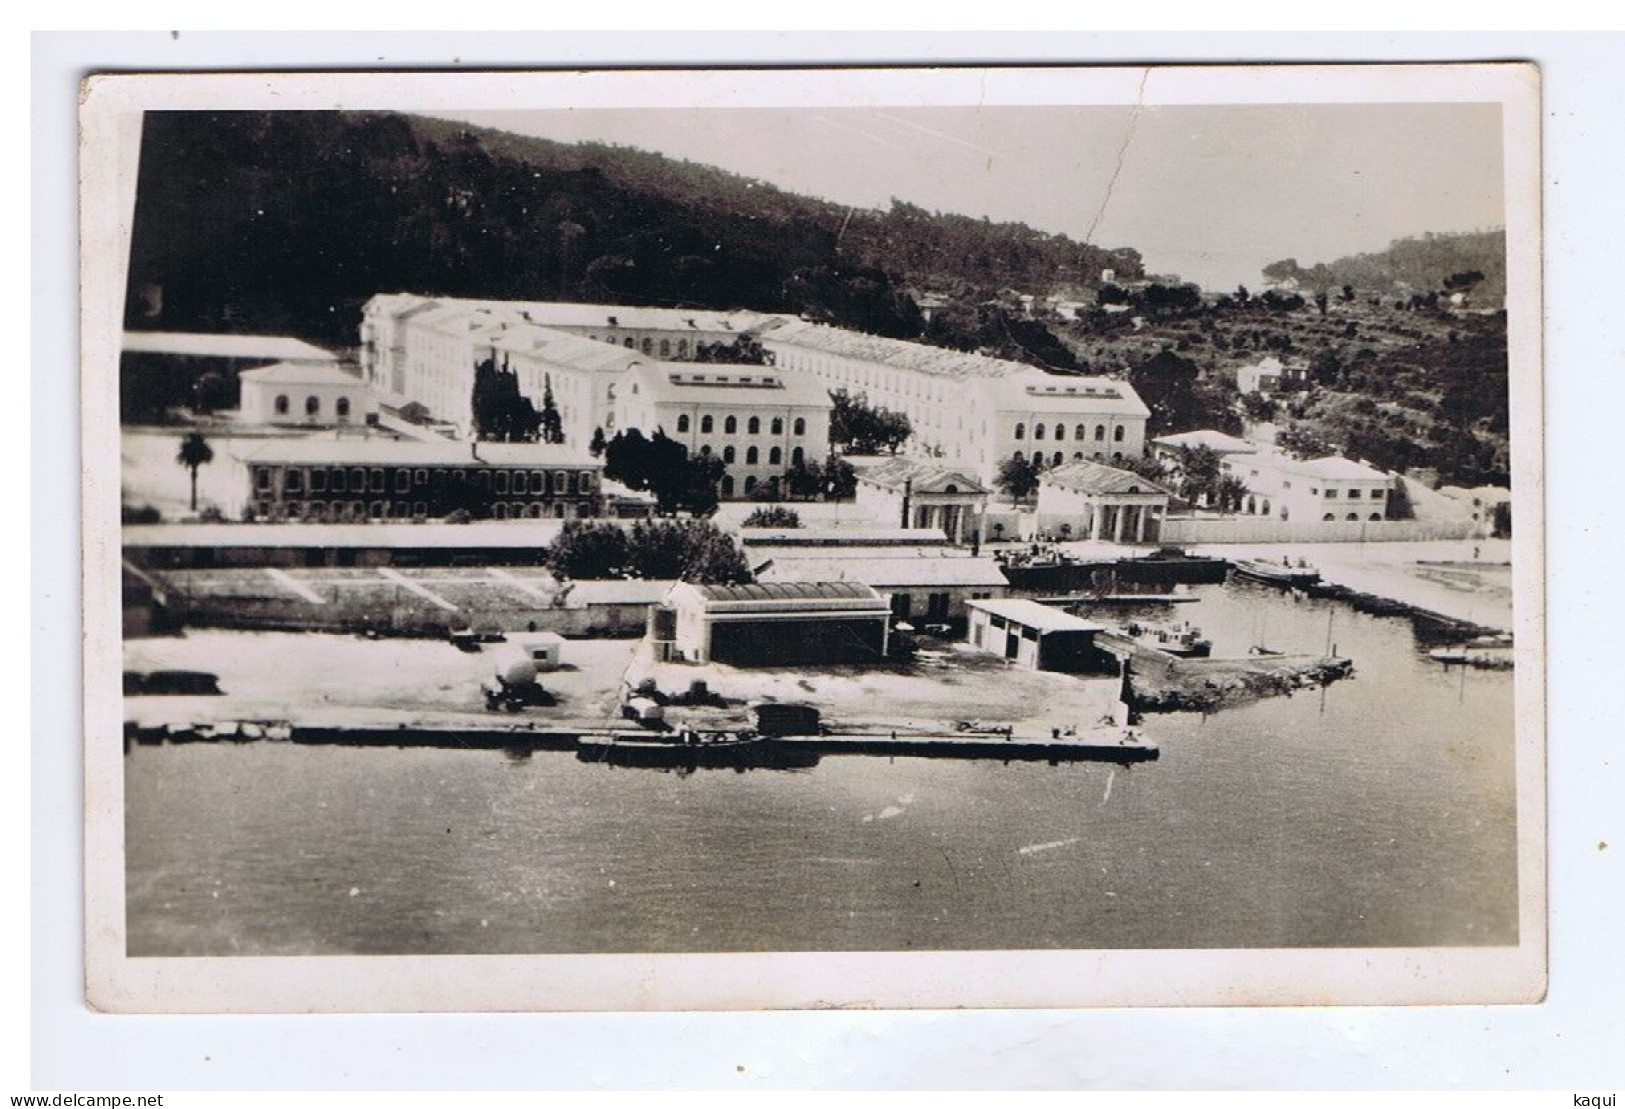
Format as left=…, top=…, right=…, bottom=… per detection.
left=967, top=598, right=1105, bottom=633
left=1151, top=429, right=1257, bottom=454
left=122, top=332, right=338, bottom=362
left=1039, top=460, right=1172, bottom=497
left=855, top=456, right=989, bottom=495
left=1288, top=455, right=1390, bottom=482
left=239, top=362, right=367, bottom=387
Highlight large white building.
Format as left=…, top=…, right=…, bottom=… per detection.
left=613, top=362, right=833, bottom=499
left=756, top=318, right=1149, bottom=483
left=359, top=294, right=1153, bottom=500
left=359, top=294, right=775, bottom=448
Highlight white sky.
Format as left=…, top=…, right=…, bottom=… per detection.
left=435, top=103, right=1504, bottom=292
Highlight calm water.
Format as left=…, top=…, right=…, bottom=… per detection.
left=125, top=581, right=1519, bottom=955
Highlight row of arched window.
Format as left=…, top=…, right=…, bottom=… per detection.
left=595, top=337, right=690, bottom=358
left=1014, top=421, right=1122, bottom=443
left=675, top=414, right=806, bottom=436
left=696, top=444, right=806, bottom=468
left=273, top=394, right=352, bottom=418
left=1014, top=450, right=1123, bottom=466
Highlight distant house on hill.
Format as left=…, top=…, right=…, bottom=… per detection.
left=1234, top=355, right=1307, bottom=396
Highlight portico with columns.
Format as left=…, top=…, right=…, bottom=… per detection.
left=1032, top=460, right=1172, bottom=544
left=853, top=456, right=991, bottom=547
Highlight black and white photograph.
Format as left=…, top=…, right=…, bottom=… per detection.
left=79, top=63, right=1545, bottom=1012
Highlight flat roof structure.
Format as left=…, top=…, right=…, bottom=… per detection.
left=123, top=521, right=569, bottom=550
left=236, top=439, right=601, bottom=469
left=757, top=556, right=1008, bottom=589
left=122, top=331, right=338, bottom=362
left=736, top=527, right=950, bottom=548
left=966, top=598, right=1105, bottom=634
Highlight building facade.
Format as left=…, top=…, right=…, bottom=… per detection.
left=359, top=294, right=772, bottom=447
left=965, top=598, right=1115, bottom=674
left=613, top=362, right=833, bottom=499
left=239, top=440, right=605, bottom=523
left=1033, top=460, right=1172, bottom=543
left=657, top=581, right=892, bottom=665
left=238, top=362, right=379, bottom=427
left=1220, top=451, right=1394, bottom=522
left=757, top=318, right=1150, bottom=484
left=852, top=456, right=990, bottom=545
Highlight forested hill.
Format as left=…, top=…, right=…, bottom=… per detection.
left=124, top=111, right=1144, bottom=347
left=1261, top=230, right=1507, bottom=307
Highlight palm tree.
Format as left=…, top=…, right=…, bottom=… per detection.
left=175, top=431, right=214, bottom=512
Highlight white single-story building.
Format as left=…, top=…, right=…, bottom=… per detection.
left=965, top=598, right=1115, bottom=674
left=239, top=361, right=378, bottom=427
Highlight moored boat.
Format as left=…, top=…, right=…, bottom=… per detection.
left=1428, top=634, right=1514, bottom=669
left=1116, top=619, right=1212, bottom=657
left=1232, top=557, right=1322, bottom=587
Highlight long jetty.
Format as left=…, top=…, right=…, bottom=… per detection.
left=124, top=719, right=1158, bottom=764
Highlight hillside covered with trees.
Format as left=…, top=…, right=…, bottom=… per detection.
left=1261, top=230, right=1506, bottom=307
left=123, top=110, right=1143, bottom=349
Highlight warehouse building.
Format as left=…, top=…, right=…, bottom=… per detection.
left=655, top=581, right=892, bottom=665
left=965, top=598, right=1116, bottom=674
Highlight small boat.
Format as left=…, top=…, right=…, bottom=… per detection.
left=1429, top=634, right=1514, bottom=669
left=1117, top=619, right=1212, bottom=658
left=1232, top=558, right=1322, bottom=587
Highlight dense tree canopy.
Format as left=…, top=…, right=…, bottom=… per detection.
left=829, top=388, right=912, bottom=455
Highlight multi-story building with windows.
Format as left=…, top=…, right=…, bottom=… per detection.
left=755, top=318, right=1150, bottom=484
left=359, top=295, right=773, bottom=446
left=612, top=362, right=833, bottom=499
left=358, top=296, right=1152, bottom=496
left=238, top=440, right=604, bottom=523
left=1220, top=451, right=1393, bottom=523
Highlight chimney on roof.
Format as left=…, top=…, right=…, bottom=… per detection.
left=608, top=316, right=618, bottom=327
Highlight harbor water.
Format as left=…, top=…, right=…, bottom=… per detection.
left=125, top=578, right=1519, bottom=955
